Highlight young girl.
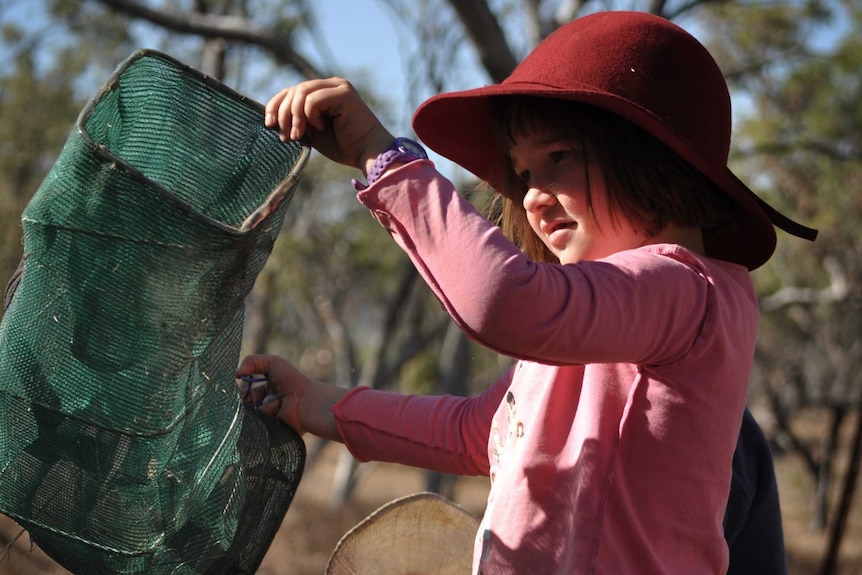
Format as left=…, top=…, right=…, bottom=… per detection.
left=239, top=11, right=815, bottom=574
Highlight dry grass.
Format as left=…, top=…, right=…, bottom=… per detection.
left=1, top=422, right=860, bottom=575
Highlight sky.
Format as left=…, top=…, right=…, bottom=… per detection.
left=0, top=1, right=420, bottom=94
left=296, top=0, right=416, bottom=133
left=302, top=0, right=406, bottom=87
left=1, top=0, right=851, bottom=180
left=0, top=0, right=475, bottom=177
left=294, top=0, right=482, bottom=177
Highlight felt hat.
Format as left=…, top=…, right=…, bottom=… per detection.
left=326, top=492, right=481, bottom=575
left=412, top=10, right=817, bottom=270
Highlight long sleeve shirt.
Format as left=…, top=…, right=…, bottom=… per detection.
left=332, top=161, right=759, bottom=574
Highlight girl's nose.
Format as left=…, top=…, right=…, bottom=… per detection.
left=523, top=186, right=556, bottom=213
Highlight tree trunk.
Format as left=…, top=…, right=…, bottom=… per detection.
left=811, top=406, right=846, bottom=532
left=425, top=321, right=470, bottom=497
left=331, top=446, right=360, bottom=508
left=245, top=268, right=273, bottom=355
left=819, top=399, right=862, bottom=575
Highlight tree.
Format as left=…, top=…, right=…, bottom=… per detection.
left=706, top=0, right=862, bottom=567
left=0, top=35, right=83, bottom=318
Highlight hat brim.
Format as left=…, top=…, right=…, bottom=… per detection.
left=412, top=83, right=815, bottom=270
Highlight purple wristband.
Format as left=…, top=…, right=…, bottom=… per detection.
left=352, top=137, right=428, bottom=191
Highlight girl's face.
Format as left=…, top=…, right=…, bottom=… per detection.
left=509, top=131, right=645, bottom=265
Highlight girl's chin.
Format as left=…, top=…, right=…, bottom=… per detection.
left=555, top=250, right=584, bottom=265
left=547, top=227, right=576, bottom=251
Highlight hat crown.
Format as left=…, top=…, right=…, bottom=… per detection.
left=506, top=11, right=732, bottom=167
left=412, top=10, right=817, bottom=270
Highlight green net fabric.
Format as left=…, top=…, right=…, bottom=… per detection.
left=0, top=50, right=309, bottom=574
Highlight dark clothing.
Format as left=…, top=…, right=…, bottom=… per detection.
left=725, top=407, right=789, bottom=575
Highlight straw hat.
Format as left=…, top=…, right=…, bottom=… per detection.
left=412, top=11, right=817, bottom=270
left=326, top=492, right=481, bottom=574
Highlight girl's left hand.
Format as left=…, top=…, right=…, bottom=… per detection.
left=265, top=77, right=394, bottom=176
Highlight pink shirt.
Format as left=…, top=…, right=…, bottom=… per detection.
left=333, top=162, right=758, bottom=574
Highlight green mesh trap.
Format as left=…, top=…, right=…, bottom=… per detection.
left=0, top=50, right=309, bottom=574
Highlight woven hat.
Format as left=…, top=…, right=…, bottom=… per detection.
left=0, top=50, right=308, bottom=574
left=412, top=10, right=817, bottom=270
left=326, top=492, right=481, bottom=575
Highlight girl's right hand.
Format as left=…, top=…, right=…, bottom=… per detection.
left=264, top=78, right=395, bottom=177
left=236, top=354, right=348, bottom=441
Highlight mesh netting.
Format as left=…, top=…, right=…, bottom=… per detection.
left=0, top=50, right=309, bottom=574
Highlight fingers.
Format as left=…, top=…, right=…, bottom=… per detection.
left=264, top=78, right=396, bottom=173
left=258, top=393, right=282, bottom=416
left=236, top=373, right=269, bottom=404
left=235, top=354, right=306, bottom=434
left=264, top=78, right=351, bottom=142
left=240, top=386, right=300, bottom=434
left=236, top=354, right=276, bottom=377
left=235, top=355, right=279, bottom=406
left=264, top=88, right=288, bottom=130
left=264, top=87, right=300, bottom=141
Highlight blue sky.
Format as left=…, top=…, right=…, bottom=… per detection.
left=1, top=0, right=851, bottom=180
left=297, top=0, right=416, bottom=133
left=303, top=0, right=405, bottom=86
left=295, top=0, right=482, bottom=177
left=0, top=0, right=471, bottom=176
left=0, top=1, right=424, bottom=122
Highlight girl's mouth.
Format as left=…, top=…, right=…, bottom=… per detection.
left=545, top=221, right=577, bottom=249
left=545, top=221, right=576, bottom=235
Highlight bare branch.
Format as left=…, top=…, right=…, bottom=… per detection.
left=314, top=295, right=357, bottom=389
left=733, top=140, right=862, bottom=163
left=522, top=0, right=542, bottom=46
left=760, top=257, right=849, bottom=313
left=819, top=390, right=862, bottom=574
left=722, top=45, right=813, bottom=85
left=445, top=0, right=518, bottom=82
left=554, top=0, right=583, bottom=27
left=665, top=0, right=731, bottom=21
left=91, top=0, right=326, bottom=79
left=648, top=0, right=668, bottom=16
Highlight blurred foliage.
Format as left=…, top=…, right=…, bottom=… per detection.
left=0, top=44, right=82, bottom=308
left=708, top=0, right=861, bottom=534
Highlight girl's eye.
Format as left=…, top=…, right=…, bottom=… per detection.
left=550, top=150, right=568, bottom=164
left=517, top=169, right=531, bottom=183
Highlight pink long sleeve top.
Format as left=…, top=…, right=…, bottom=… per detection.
left=332, top=161, right=759, bottom=574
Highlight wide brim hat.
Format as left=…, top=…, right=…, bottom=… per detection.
left=326, top=492, right=481, bottom=575
left=412, top=10, right=817, bottom=270
left=0, top=50, right=307, bottom=574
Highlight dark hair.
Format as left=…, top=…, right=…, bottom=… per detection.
left=484, top=96, right=737, bottom=262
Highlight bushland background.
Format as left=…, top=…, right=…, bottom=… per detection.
left=0, top=1, right=860, bottom=574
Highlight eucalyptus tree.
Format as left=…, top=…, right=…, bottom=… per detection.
left=705, top=1, right=861, bottom=568
left=0, top=14, right=87, bottom=318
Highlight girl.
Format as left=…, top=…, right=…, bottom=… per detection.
left=240, top=11, right=815, bottom=574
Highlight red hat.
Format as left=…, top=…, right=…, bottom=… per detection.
left=412, top=10, right=817, bottom=270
